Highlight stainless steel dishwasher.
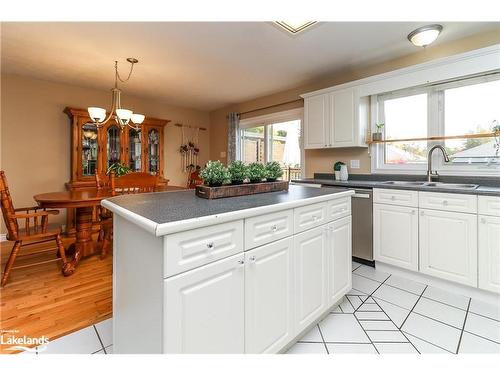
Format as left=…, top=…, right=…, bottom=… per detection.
left=349, top=188, right=373, bottom=264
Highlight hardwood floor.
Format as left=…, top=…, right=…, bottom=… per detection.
left=0, top=236, right=112, bottom=354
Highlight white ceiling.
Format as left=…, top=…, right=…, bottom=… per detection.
left=1, top=22, right=498, bottom=111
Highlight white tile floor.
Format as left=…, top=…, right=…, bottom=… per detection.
left=286, top=262, right=500, bottom=354
left=16, top=261, right=500, bottom=354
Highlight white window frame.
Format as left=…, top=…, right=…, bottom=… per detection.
left=372, top=72, right=500, bottom=176
left=239, top=108, right=305, bottom=178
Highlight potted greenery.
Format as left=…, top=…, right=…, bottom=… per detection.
left=372, top=122, right=385, bottom=141
left=227, top=160, right=248, bottom=185
left=107, top=162, right=132, bottom=177
left=247, top=162, right=266, bottom=183
left=200, top=160, right=230, bottom=187
left=333, top=161, right=345, bottom=181
left=265, top=161, right=283, bottom=182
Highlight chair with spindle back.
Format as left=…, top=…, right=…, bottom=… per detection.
left=99, top=172, right=158, bottom=259
left=0, top=171, right=69, bottom=287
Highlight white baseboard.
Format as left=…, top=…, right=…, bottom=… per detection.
left=0, top=233, right=7, bottom=242
left=376, top=261, right=500, bottom=306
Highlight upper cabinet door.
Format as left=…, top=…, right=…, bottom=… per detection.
left=127, top=127, right=143, bottom=172
left=304, top=94, right=329, bottom=149
left=419, top=209, right=477, bottom=287
left=329, top=89, right=355, bottom=147
left=78, top=120, right=99, bottom=179
left=146, top=126, right=161, bottom=175
left=104, top=123, right=123, bottom=171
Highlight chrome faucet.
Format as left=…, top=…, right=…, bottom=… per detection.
left=427, top=145, right=450, bottom=182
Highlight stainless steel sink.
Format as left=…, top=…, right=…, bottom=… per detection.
left=381, top=181, right=478, bottom=190
left=379, top=181, right=427, bottom=186
left=424, top=182, right=479, bottom=190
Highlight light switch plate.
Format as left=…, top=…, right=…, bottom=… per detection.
left=350, top=160, right=360, bottom=169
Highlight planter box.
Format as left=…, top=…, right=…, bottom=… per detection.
left=195, top=180, right=289, bottom=199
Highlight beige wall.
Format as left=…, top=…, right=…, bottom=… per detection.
left=210, top=28, right=500, bottom=177
left=0, top=74, right=210, bottom=227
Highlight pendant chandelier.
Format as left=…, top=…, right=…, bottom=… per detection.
left=88, top=58, right=145, bottom=131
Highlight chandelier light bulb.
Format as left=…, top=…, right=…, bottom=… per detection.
left=116, top=109, right=133, bottom=123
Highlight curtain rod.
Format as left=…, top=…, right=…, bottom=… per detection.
left=237, top=98, right=303, bottom=116
left=174, top=123, right=207, bottom=131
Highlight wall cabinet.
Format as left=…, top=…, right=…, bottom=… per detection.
left=373, top=203, right=418, bottom=271
left=245, top=238, right=294, bottom=354
left=478, top=215, right=500, bottom=293
left=302, top=88, right=368, bottom=149
left=293, top=225, right=329, bottom=332
left=164, top=253, right=245, bottom=354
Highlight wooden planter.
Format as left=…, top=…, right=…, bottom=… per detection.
left=195, top=180, right=289, bottom=199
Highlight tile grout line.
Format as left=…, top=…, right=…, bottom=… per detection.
left=399, top=285, right=428, bottom=329
left=456, top=298, right=472, bottom=354
left=403, top=332, right=455, bottom=354
left=316, top=324, right=330, bottom=354
left=345, top=292, right=379, bottom=353
left=92, top=325, right=106, bottom=354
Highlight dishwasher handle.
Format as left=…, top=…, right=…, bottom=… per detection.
left=352, top=193, right=371, bottom=199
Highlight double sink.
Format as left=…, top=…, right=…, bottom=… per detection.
left=380, top=181, right=478, bottom=190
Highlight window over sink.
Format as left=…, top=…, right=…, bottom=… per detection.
left=372, top=72, right=500, bottom=175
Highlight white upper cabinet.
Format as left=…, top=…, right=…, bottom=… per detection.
left=303, top=94, right=329, bottom=149
left=302, top=87, right=368, bottom=149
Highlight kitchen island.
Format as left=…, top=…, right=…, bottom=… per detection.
left=102, top=185, right=354, bottom=354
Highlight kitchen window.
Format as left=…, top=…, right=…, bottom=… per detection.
left=239, top=109, right=304, bottom=180
left=372, top=73, right=500, bottom=175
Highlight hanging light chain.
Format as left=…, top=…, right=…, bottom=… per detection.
left=115, top=59, right=136, bottom=83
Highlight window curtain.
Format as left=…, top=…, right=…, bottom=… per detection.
left=227, top=112, right=240, bottom=163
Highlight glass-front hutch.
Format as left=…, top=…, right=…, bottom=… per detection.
left=64, top=107, right=169, bottom=230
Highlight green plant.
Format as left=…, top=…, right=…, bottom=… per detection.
left=200, top=160, right=230, bottom=187
left=265, top=161, right=283, bottom=181
left=227, top=160, right=248, bottom=184
left=375, top=122, right=385, bottom=132
left=107, top=162, right=132, bottom=177
left=333, top=161, right=345, bottom=172
left=247, top=162, right=266, bottom=183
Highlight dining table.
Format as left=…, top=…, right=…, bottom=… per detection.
left=34, top=185, right=187, bottom=275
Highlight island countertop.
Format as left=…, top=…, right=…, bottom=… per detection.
left=101, top=185, right=354, bottom=236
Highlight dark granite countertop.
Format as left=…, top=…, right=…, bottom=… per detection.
left=102, top=185, right=354, bottom=236
left=292, top=173, right=500, bottom=196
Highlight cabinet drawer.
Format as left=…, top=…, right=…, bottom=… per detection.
left=373, top=188, right=418, bottom=207
left=294, top=202, right=328, bottom=234
left=164, top=220, right=244, bottom=277
left=419, top=192, right=477, bottom=214
left=245, top=210, right=293, bottom=250
left=478, top=196, right=500, bottom=217
left=326, top=197, right=351, bottom=222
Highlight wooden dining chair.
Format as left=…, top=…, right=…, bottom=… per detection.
left=0, top=171, right=69, bottom=287
left=99, top=172, right=158, bottom=259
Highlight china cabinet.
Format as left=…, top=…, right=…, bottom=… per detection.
left=64, top=107, right=170, bottom=231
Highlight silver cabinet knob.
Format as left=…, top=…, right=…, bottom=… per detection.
left=249, top=256, right=256, bottom=262
left=443, top=200, right=448, bottom=206
left=411, top=210, right=416, bottom=215
left=420, top=211, right=424, bottom=216
left=206, top=242, right=214, bottom=249
left=481, top=217, right=487, bottom=224
left=271, top=224, right=278, bottom=232
left=391, top=196, right=395, bottom=200
left=312, top=215, right=318, bottom=221
left=237, top=259, right=245, bottom=265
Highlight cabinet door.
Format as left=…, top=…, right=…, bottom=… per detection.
left=419, top=209, right=477, bottom=287
left=245, top=238, right=294, bottom=353
left=78, top=120, right=100, bottom=179
left=126, top=127, right=143, bottom=172
left=304, top=94, right=329, bottom=149
left=294, top=225, right=328, bottom=333
left=329, top=89, right=355, bottom=147
left=328, top=216, right=352, bottom=304
left=164, top=253, right=245, bottom=353
left=104, top=123, right=123, bottom=170
left=373, top=203, right=418, bottom=271
left=478, top=215, right=500, bottom=293
left=145, top=126, right=162, bottom=175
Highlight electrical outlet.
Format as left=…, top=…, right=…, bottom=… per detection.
left=0, top=233, right=7, bottom=242
left=220, top=151, right=227, bottom=158
left=350, top=160, right=360, bottom=169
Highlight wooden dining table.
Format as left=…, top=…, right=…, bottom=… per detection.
left=34, top=186, right=187, bottom=275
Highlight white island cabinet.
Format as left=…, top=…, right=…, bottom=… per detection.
left=102, top=186, right=354, bottom=354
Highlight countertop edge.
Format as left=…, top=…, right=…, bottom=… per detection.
left=103, top=189, right=355, bottom=237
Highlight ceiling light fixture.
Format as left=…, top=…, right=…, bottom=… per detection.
left=88, top=58, right=145, bottom=131
left=407, top=24, right=443, bottom=47
left=275, top=21, right=317, bottom=35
